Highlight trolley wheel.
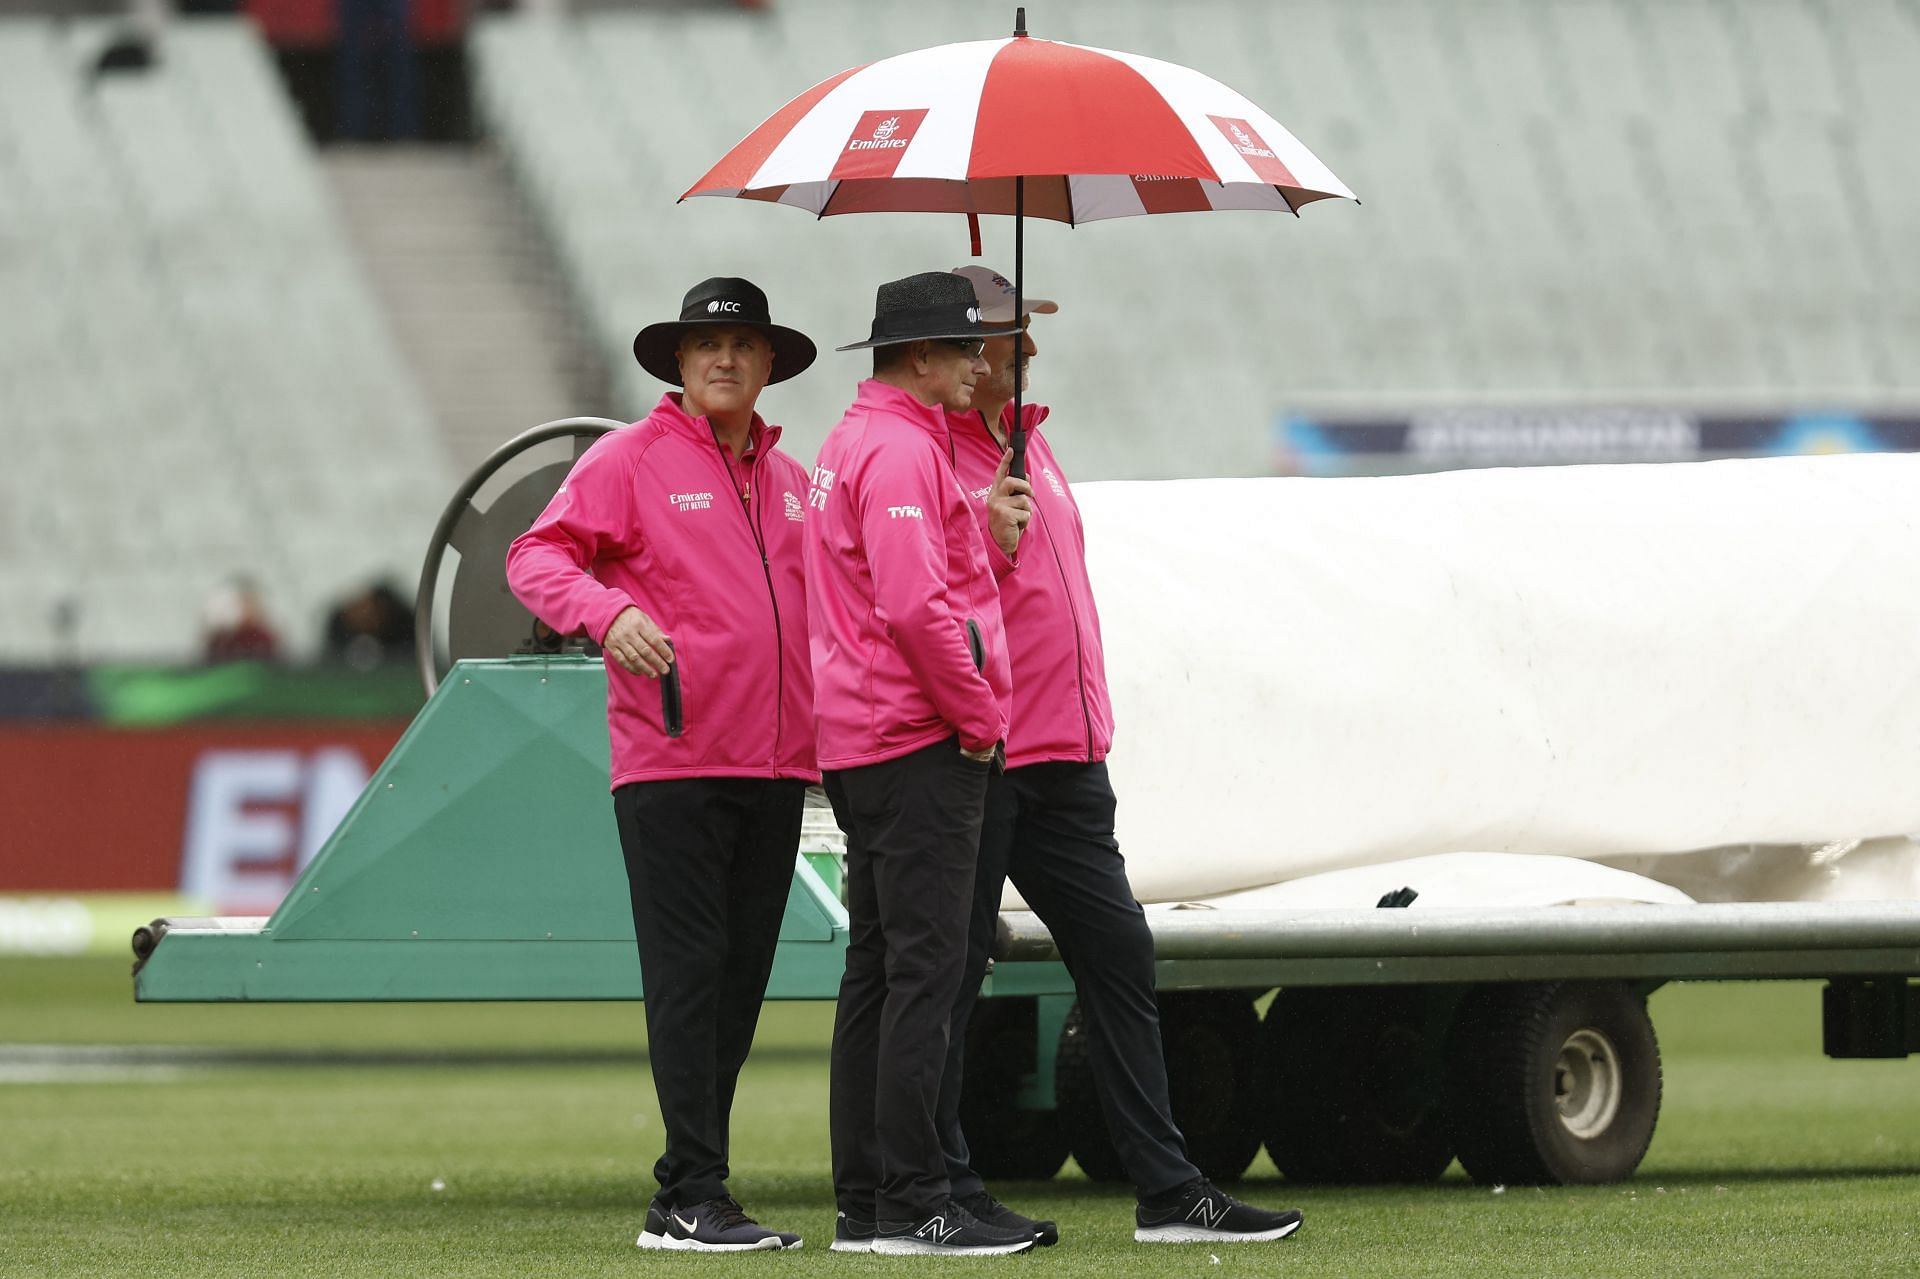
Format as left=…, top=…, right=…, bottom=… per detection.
left=1259, top=987, right=1455, bottom=1184
left=958, top=997, right=1070, bottom=1181
left=1055, top=991, right=1267, bottom=1184
left=413, top=417, right=622, bottom=696
left=1055, top=999, right=1128, bottom=1182
left=1443, top=981, right=1662, bottom=1185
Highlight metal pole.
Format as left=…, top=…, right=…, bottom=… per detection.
left=1008, top=5, right=1030, bottom=481
left=1011, top=173, right=1027, bottom=480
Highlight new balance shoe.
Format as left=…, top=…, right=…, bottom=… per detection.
left=830, top=1210, right=876, bottom=1254
left=956, top=1190, right=1058, bottom=1247
left=872, top=1199, right=1037, bottom=1256
left=635, top=1197, right=673, bottom=1250
left=660, top=1195, right=802, bottom=1251
left=1134, top=1179, right=1303, bottom=1244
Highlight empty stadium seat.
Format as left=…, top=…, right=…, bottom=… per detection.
left=0, top=15, right=449, bottom=664
left=462, top=0, right=1912, bottom=482
left=8, top=0, right=1919, bottom=666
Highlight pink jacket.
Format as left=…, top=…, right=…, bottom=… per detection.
left=806, top=379, right=1012, bottom=768
left=505, top=392, right=819, bottom=788
left=947, top=404, right=1115, bottom=768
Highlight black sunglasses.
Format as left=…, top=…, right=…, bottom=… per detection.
left=938, top=337, right=987, bottom=358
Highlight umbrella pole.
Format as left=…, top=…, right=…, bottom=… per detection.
left=1009, top=4, right=1030, bottom=481
left=1011, top=174, right=1027, bottom=481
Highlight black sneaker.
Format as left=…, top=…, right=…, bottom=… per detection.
left=1134, top=1179, right=1303, bottom=1244
left=872, top=1199, right=1037, bottom=1256
left=662, top=1195, right=802, bottom=1251
left=957, top=1190, right=1059, bottom=1247
left=830, top=1210, right=875, bottom=1254
left=635, top=1197, right=672, bottom=1250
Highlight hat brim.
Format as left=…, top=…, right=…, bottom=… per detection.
left=981, top=296, right=1058, bottom=322
left=632, top=321, right=818, bottom=387
left=834, top=322, right=1023, bottom=353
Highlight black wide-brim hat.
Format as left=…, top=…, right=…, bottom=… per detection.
left=835, top=271, right=1022, bottom=352
left=633, top=277, right=818, bottom=386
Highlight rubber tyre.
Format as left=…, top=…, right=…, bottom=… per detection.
left=1260, top=987, right=1455, bottom=1184
left=1055, top=992, right=1266, bottom=1184
left=1162, top=991, right=1267, bottom=1182
left=1443, top=981, right=1661, bottom=1186
left=1054, top=1000, right=1128, bottom=1181
left=958, top=998, right=1071, bottom=1181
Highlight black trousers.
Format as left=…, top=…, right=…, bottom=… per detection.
left=938, top=760, right=1199, bottom=1200
left=826, top=739, right=992, bottom=1223
left=612, top=776, right=807, bottom=1207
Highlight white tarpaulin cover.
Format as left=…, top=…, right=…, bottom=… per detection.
left=1165, top=852, right=1696, bottom=911
left=1075, top=455, right=1920, bottom=904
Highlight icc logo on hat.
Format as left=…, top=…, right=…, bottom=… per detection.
left=707, top=299, right=742, bottom=314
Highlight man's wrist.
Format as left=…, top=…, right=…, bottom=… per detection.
left=959, top=740, right=1005, bottom=770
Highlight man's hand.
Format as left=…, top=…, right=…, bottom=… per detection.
left=959, top=741, right=998, bottom=763
left=986, top=448, right=1034, bottom=558
left=602, top=606, right=675, bottom=678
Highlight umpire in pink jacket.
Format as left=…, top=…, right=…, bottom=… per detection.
left=805, top=272, right=1036, bottom=1257
left=934, top=266, right=1304, bottom=1247
left=506, top=277, right=815, bottom=1253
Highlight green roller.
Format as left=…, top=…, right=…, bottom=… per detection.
left=133, top=657, right=850, bottom=1002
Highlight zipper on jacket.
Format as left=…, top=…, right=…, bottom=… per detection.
left=1035, top=487, right=1098, bottom=762
left=707, top=424, right=786, bottom=771
left=659, top=640, right=684, bottom=738
left=974, top=409, right=1096, bottom=762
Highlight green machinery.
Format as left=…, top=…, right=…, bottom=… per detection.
left=131, top=657, right=847, bottom=1003
left=133, top=421, right=1920, bottom=1191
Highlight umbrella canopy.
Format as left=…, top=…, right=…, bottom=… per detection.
left=682, top=32, right=1355, bottom=222
left=684, top=12, right=1355, bottom=478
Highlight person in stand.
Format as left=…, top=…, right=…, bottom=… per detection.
left=507, top=277, right=817, bottom=1253
left=201, top=576, right=282, bottom=664
left=334, top=0, right=421, bottom=140
left=935, top=265, right=1306, bottom=1245
left=804, top=272, right=1037, bottom=1257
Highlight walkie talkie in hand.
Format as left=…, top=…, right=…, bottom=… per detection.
left=660, top=640, right=683, bottom=738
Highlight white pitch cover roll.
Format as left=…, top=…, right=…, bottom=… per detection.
left=1074, top=454, right=1920, bottom=904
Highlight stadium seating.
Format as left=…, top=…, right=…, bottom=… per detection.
left=469, top=0, right=1920, bottom=479
left=0, top=16, right=449, bottom=663
left=6, top=1, right=1918, bottom=663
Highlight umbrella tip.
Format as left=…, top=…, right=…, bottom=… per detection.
left=1014, top=6, right=1026, bottom=36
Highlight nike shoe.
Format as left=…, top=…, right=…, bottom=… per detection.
left=872, top=1200, right=1037, bottom=1256
left=1134, top=1179, right=1303, bottom=1244
left=956, top=1189, right=1058, bottom=1247
left=661, top=1195, right=802, bottom=1251
left=635, top=1197, right=672, bottom=1250
left=830, top=1210, right=876, bottom=1254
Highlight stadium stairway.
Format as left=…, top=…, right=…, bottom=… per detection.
left=323, top=145, right=615, bottom=475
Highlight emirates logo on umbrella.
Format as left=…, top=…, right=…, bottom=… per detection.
left=1208, top=115, right=1297, bottom=187
left=1130, top=174, right=1209, bottom=214
left=833, top=109, right=929, bottom=180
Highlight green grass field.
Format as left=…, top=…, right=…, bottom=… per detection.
left=4, top=960, right=1918, bottom=1277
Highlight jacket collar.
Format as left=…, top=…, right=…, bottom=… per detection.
left=652, top=391, right=780, bottom=453
left=855, top=378, right=952, bottom=438
left=946, top=400, right=1051, bottom=446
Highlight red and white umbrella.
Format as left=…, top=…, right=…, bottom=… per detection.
left=682, top=9, right=1356, bottom=473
